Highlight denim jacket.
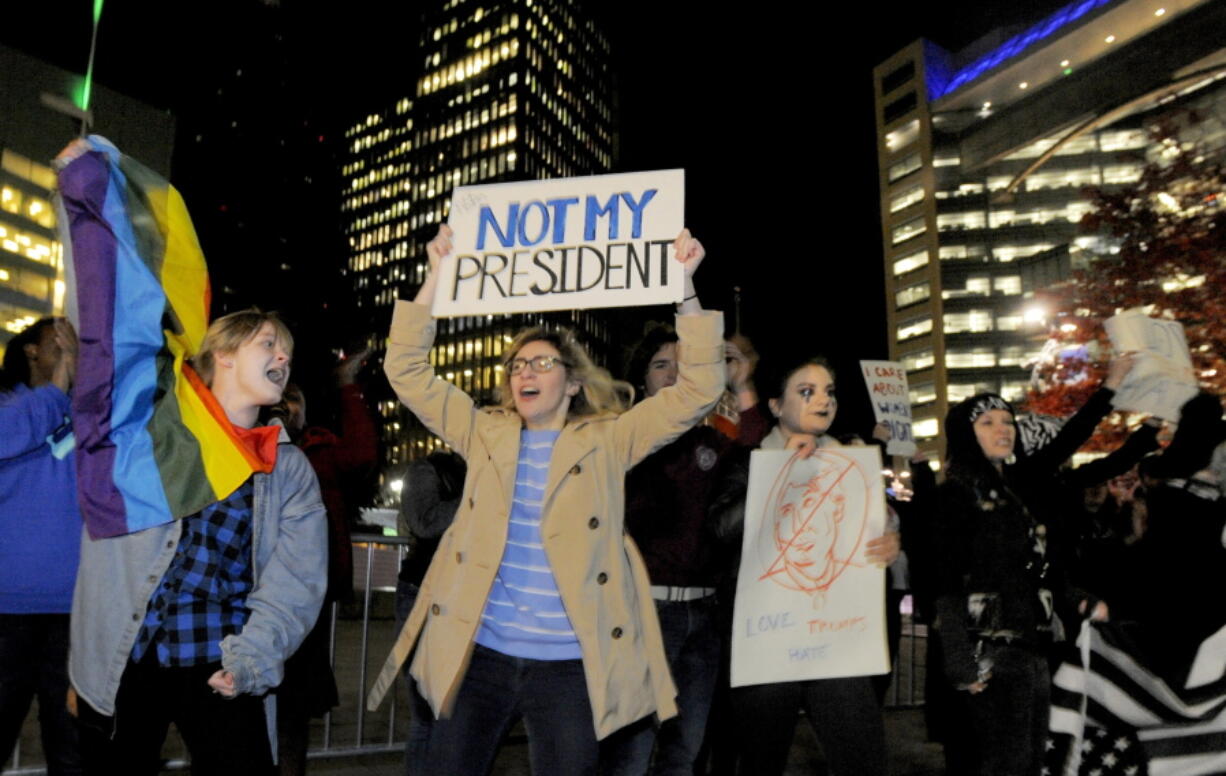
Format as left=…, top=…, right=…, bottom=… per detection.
left=69, top=434, right=326, bottom=743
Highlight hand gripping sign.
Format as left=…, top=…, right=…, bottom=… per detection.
left=434, top=169, right=685, bottom=317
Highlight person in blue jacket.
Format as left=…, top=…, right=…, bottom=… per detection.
left=0, top=317, right=82, bottom=776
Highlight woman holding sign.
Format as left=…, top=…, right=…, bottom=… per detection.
left=708, top=355, right=899, bottom=776
left=932, top=353, right=1134, bottom=776
left=367, top=224, right=725, bottom=774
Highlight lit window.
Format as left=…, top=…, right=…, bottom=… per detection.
left=901, top=349, right=934, bottom=372
left=946, top=348, right=995, bottom=368
left=932, top=154, right=960, bottom=167
left=995, top=314, right=1024, bottom=331
left=937, top=212, right=986, bottom=231
left=1001, top=381, right=1029, bottom=402
left=944, top=310, right=993, bottom=334
left=891, top=217, right=926, bottom=245
left=892, top=249, right=929, bottom=276
left=888, top=154, right=921, bottom=182
left=909, top=382, right=936, bottom=404
left=896, top=282, right=931, bottom=308
left=889, top=184, right=924, bottom=213
left=897, top=316, right=933, bottom=342
left=948, top=381, right=996, bottom=402
left=942, top=276, right=990, bottom=299
left=993, top=276, right=1021, bottom=295
left=913, top=418, right=939, bottom=439
left=885, top=119, right=920, bottom=152
left=993, top=244, right=1053, bottom=262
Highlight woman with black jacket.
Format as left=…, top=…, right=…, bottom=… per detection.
left=932, top=354, right=1134, bottom=776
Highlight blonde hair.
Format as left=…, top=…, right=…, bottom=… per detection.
left=193, top=309, right=294, bottom=386
left=496, top=326, right=632, bottom=420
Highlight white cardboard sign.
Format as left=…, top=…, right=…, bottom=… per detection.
left=860, top=360, right=917, bottom=457
left=1103, top=310, right=1198, bottom=421
left=433, top=170, right=685, bottom=317
left=730, top=447, right=890, bottom=687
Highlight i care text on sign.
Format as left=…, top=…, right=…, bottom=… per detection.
left=434, top=169, right=685, bottom=317
left=860, top=360, right=916, bottom=457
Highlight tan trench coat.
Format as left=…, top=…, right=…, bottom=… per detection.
left=367, top=301, right=726, bottom=739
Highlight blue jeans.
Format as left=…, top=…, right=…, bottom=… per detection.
left=0, top=613, right=81, bottom=776
left=421, top=644, right=597, bottom=775
left=601, top=597, right=721, bottom=776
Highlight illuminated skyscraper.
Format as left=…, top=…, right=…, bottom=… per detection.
left=0, top=44, right=173, bottom=358
left=873, top=0, right=1226, bottom=460
left=341, top=0, right=617, bottom=465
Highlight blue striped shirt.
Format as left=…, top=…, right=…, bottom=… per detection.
left=475, top=430, right=580, bottom=660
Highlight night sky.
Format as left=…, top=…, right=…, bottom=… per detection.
left=4, top=0, right=1069, bottom=431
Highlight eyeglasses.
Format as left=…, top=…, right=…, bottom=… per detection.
left=506, top=355, right=570, bottom=375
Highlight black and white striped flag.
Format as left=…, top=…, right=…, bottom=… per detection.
left=1048, top=621, right=1226, bottom=775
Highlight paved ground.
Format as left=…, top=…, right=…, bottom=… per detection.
left=5, top=595, right=944, bottom=775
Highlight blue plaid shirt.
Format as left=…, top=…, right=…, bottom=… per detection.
left=131, top=479, right=255, bottom=666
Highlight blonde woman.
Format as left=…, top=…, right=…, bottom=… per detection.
left=371, top=225, right=726, bottom=774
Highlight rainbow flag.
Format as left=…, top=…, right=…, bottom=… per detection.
left=57, top=135, right=275, bottom=539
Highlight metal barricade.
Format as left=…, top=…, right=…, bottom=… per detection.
left=883, top=595, right=928, bottom=709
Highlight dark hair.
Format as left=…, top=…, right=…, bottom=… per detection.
left=764, top=355, right=835, bottom=401
left=943, top=392, right=1018, bottom=485
left=0, top=318, right=57, bottom=392
left=624, top=325, right=678, bottom=401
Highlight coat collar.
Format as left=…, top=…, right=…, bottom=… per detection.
left=478, top=410, right=616, bottom=534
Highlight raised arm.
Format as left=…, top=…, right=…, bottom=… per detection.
left=384, top=226, right=479, bottom=458
left=614, top=230, right=725, bottom=466
left=1023, top=352, right=1137, bottom=476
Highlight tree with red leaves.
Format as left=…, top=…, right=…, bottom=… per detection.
left=1024, top=110, right=1226, bottom=450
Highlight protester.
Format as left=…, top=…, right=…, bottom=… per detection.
left=70, top=310, right=327, bottom=775
left=270, top=351, right=377, bottom=776
left=394, top=449, right=466, bottom=775
left=1119, top=393, right=1226, bottom=687
left=707, top=355, right=900, bottom=776
left=0, top=318, right=82, bottom=776
left=931, top=353, right=1135, bottom=776
left=365, top=224, right=724, bottom=774
left=600, top=330, right=766, bottom=776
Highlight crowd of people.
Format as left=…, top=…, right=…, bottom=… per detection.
left=3, top=207, right=1226, bottom=776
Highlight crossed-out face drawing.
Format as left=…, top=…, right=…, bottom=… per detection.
left=755, top=449, right=872, bottom=609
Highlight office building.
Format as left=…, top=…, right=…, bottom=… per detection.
left=341, top=0, right=616, bottom=464
left=873, top=0, right=1226, bottom=459
left=0, top=44, right=173, bottom=357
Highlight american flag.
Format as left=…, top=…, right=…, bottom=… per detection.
left=1047, top=621, right=1226, bottom=775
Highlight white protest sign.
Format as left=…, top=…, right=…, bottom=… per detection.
left=730, top=447, right=890, bottom=687
left=434, top=170, right=685, bottom=317
left=1103, top=310, right=1197, bottom=421
left=860, top=360, right=917, bottom=457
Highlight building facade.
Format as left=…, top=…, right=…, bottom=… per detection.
left=0, top=45, right=174, bottom=359
left=341, top=0, right=617, bottom=468
left=873, top=0, right=1226, bottom=460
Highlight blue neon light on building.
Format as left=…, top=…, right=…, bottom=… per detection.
left=928, top=0, right=1117, bottom=100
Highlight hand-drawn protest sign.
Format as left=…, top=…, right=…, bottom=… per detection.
left=433, top=170, right=685, bottom=317
left=730, top=447, right=890, bottom=687
left=860, top=360, right=917, bottom=457
left=1104, top=310, right=1197, bottom=421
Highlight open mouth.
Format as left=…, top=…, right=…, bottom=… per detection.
left=266, top=368, right=286, bottom=386
left=519, top=386, right=540, bottom=398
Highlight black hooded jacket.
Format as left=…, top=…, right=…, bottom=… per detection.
left=933, top=388, right=1115, bottom=685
